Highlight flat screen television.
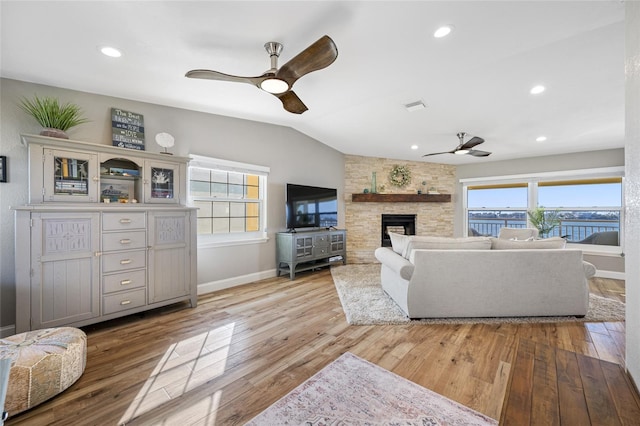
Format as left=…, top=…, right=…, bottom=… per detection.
left=286, top=183, right=338, bottom=230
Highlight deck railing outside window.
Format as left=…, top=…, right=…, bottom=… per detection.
left=468, top=210, right=620, bottom=245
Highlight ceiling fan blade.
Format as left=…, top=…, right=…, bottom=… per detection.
left=185, top=69, right=265, bottom=86
left=468, top=149, right=492, bottom=157
left=276, top=35, right=338, bottom=87
left=461, top=136, right=485, bottom=150
left=275, top=91, right=308, bottom=114
left=423, top=150, right=455, bottom=157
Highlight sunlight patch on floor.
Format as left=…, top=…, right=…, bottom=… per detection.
left=119, top=323, right=235, bottom=424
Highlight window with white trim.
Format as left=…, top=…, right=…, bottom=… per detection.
left=462, top=169, right=623, bottom=250
left=188, top=155, right=269, bottom=246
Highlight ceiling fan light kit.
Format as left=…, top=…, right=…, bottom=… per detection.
left=185, top=35, right=338, bottom=114
left=260, top=78, right=289, bottom=94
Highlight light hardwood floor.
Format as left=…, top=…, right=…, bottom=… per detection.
left=6, top=269, right=637, bottom=425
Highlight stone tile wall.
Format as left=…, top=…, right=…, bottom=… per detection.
left=345, top=155, right=456, bottom=263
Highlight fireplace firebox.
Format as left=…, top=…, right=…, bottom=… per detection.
left=381, top=214, right=416, bottom=247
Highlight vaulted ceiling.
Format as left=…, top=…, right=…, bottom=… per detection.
left=0, top=1, right=625, bottom=164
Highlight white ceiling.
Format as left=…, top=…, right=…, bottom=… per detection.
left=0, top=1, right=626, bottom=165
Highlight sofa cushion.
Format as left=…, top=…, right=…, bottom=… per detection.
left=403, top=236, right=492, bottom=258
left=388, top=232, right=411, bottom=255
left=498, top=227, right=539, bottom=240
left=490, top=236, right=567, bottom=250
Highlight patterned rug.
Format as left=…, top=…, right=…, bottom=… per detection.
left=331, top=264, right=626, bottom=325
left=245, top=352, right=497, bottom=425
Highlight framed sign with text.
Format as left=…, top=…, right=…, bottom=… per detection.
left=111, top=108, right=145, bottom=150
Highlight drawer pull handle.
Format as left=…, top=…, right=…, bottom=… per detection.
left=120, top=259, right=132, bottom=265
left=120, top=300, right=131, bottom=306
left=120, top=279, right=132, bottom=285
left=119, top=219, right=132, bottom=224
left=120, top=239, right=131, bottom=244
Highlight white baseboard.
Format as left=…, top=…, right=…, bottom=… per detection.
left=197, top=268, right=278, bottom=295
left=595, top=270, right=625, bottom=280
left=0, top=324, right=16, bottom=338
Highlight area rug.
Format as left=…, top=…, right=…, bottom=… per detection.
left=245, top=352, right=496, bottom=425
left=331, top=264, right=626, bottom=325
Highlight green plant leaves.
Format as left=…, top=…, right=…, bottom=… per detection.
left=19, top=95, right=89, bottom=131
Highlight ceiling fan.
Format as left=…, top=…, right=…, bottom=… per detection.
left=185, top=35, right=338, bottom=114
left=423, top=132, right=491, bottom=158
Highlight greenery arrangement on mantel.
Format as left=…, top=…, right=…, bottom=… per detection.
left=19, top=95, right=90, bottom=139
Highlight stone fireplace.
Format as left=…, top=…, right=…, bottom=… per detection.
left=344, top=155, right=456, bottom=263
left=381, top=214, right=416, bottom=247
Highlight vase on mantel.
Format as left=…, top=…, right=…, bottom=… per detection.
left=371, top=171, right=377, bottom=193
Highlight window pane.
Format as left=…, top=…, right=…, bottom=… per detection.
left=212, top=218, right=230, bottom=233
left=190, top=181, right=210, bottom=197
left=212, top=202, right=229, bottom=217
left=246, top=174, right=259, bottom=186
left=211, top=170, right=227, bottom=183
left=197, top=218, right=212, bottom=234
left=229, top=202, right=245, bottom=217
left=467, top=187, right=527, bottom=208
left=190, top=168, right=210, bottom=182
left=228, top=184, right=243, bottom=199
left=246, top=217, right=259, bottom=231
left=467, top=210, right=527, bottom=237
left=228, top=172, right=243, bottom=185
left=246, top=185, right=259, bottom=199
left=230, top=218, right=245, bottom=232
left=211, top=183, right=227, bottom=198
left=246, top=202, right=259, bottom=217
left=538, top=183, right=621, bottom=207
left=193, top=201, right=212, bottom=218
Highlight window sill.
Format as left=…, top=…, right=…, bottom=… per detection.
left=198, top=236, right=269, bottom=249
left=566, top=243, right=623, bottom=257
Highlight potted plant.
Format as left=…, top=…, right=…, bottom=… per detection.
left=527, top=206, right=561, bottom=238
left=18, top=95, right=90, bottom=139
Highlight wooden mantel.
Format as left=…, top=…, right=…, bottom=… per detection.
left=351, top=193, right=451, bottom=202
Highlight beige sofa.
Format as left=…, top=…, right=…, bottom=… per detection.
left=374, top=233, right=596, bottom=319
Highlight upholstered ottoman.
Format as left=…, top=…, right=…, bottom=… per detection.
left=0, top=327, right=86, bottom=417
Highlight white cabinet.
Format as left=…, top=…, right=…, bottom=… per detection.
left=148, top=211, right=192, bottom=303
left=18, top=212, right=101, bottom=331
left=15, top=134, right=197, bottom=333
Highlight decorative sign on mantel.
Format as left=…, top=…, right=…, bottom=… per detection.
left=111, top=108, right=145, bottom=150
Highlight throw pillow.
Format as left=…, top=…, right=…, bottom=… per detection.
left=498, top=227, right=539, bottom=240
left=490, top=236, right=567, bottom=250
left=402, top=236, right=492, bottom=258
left=388, top=232, right=410, bottom=255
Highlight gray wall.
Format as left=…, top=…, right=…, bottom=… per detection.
left=0, top=78, right=345, bottom=332
left=455, top=149, right=625, bottom=273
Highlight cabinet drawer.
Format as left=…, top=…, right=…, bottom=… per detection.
left=103, top=288, right=146, bottom=315
left=102, top=250, right=146, bottom=273
left=103, top=231, right=146, bottom=252
left=315, top=235, right=329, bottom=244
left=103, top=269, right=146, bottom=294
left=103, top=212, right=146, bottom=231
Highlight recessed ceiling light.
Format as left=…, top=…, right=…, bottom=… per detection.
left=411, top=145, right=419, bottom=150
left=100, top=46, right=122, bottom=58
left=530, top=85, right=545, bottom=95
left=536, top=136, right=547, bottom=142
left=434, top=25, right=454, bottom=38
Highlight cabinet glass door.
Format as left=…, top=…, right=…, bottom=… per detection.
left=43, top=149, right=98, bottom=202
left=144, top=160, right=180, bottom=203
left=296, top=236, right=313, bottom=258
